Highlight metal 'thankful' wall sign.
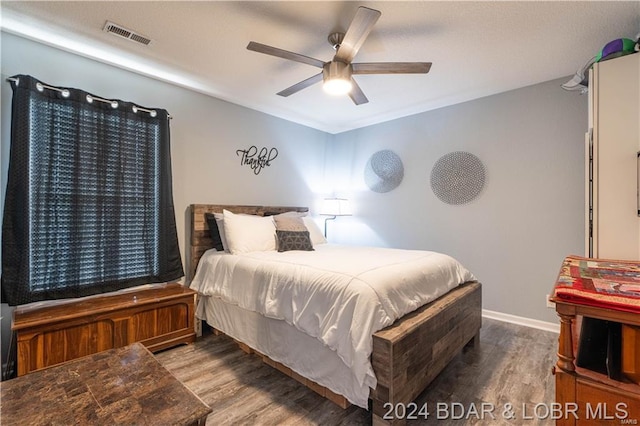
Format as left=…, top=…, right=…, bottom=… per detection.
left=236, top=146, right=278, bottom=175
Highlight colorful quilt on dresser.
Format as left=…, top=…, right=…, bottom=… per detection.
left=553, top=255, right=640, bottom=313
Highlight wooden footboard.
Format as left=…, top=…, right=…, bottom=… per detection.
left=371, top=281, right=482, bottom=425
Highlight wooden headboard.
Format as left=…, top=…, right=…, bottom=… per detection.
left=187, top=204, right=309, bottom=282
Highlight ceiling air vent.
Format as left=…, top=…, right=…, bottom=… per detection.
left=103, top=21, right=152, bottom=46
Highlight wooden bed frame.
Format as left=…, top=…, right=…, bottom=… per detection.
left=188, top=204, right=482, bottom=425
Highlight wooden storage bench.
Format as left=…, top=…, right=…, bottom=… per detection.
left=12, top=282, right=196, bottom=376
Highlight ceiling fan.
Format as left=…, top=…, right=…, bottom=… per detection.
left=247, top=6, right=432, bottom=105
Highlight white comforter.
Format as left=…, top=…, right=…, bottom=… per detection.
left=190, top=244, right=475, bottom=393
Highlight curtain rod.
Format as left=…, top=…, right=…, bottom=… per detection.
left=5, top=77, right=172, bottom=119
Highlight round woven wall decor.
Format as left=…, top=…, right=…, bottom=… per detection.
left=364, top=150, right=404, bottom=193
left=430, top=151, right=485, bottom=205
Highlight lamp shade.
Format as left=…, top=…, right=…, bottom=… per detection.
left=320, top=198, right=352, bottom=216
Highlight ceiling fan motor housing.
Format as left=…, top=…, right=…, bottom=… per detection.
left=323, top=60, right=352, bottom=82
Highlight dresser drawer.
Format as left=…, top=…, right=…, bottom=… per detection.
left=576, top=378, right=640, bottom=425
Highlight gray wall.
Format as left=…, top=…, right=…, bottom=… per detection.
left=329, top=79, right=587, bottom=323
left=0, top=32, right=587, bottom=368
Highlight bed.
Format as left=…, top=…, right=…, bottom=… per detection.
left=187, top=204, right=481, bottom=425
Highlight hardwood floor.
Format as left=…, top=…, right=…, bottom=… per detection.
left=154, top=318, right=557, bottom=425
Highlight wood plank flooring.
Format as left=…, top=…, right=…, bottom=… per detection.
left=154, top=318, right=557, bottom=425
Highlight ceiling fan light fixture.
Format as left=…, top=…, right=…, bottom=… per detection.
left=322, top=61, right=353, bottom=96
left=323, top=78, right=352, bottom=96
left=247, top=7, right=429, bottom=105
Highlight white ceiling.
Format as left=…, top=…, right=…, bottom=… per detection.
left=1, top=1, right=639, bottom=134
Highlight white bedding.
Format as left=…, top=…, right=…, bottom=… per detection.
left=196, top=296, right=371, bottom=407
left=189, top=244, right=475, bottom=407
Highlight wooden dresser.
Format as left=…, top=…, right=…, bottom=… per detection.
left=12, top=282, right=196, bottom=376
left=551, top=256, right=640, bottom=425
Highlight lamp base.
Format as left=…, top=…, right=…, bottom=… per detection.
left=323, top=216, right=336, bottom=238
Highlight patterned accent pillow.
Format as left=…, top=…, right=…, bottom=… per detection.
left=276, top=230, right=314, bottom=252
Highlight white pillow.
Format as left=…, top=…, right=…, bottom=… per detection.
left=213, top=213, right=229, bottom=252
left=303, top=217, right=327, bottom=245
left=222, top=209, right=277, bottom=254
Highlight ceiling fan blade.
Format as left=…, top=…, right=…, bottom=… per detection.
left=277, top=73, right=323, bottom=97
left=352, top=62, right=432, bottom=74
left=348, top=78, right=369, bottom=105
left=247, top=41, right=325, bottom=68
left=335, top=7, right=381, bottom=63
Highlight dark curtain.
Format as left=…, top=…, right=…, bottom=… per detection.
left=2, top=75, right=183, bottom=306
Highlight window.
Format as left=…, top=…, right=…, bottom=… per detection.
left=1, top=75, right=183, bottom=305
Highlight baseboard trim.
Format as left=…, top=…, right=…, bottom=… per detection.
left=482, top=309, right=560, bottom=334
